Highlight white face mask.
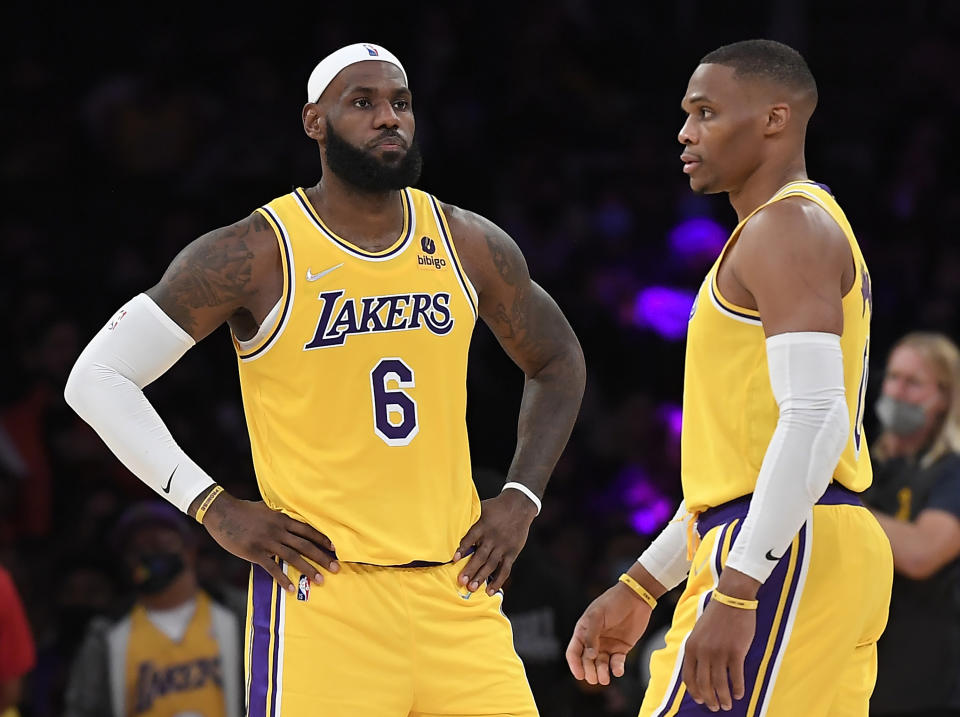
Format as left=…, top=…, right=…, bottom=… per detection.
left=875, top=394, right=927, bottom=436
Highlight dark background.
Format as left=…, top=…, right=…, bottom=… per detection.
left=3, top=1, right=959, bottom=714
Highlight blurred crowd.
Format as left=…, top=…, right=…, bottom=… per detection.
left=3, top=2, right=960, bottom=715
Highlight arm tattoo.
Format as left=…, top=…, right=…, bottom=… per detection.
left=485, top=232, right=523, bottom=286
left=158, top=213, right=267, bottom=333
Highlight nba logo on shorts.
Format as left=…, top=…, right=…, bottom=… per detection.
left=297, top=575, right=310, bottom=601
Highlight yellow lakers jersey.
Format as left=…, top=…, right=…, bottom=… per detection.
left=125, top=592, right=225, bottom=716
left=682, top=181, right=873, bottom=512
left=234, top=187, right=480, bottom=565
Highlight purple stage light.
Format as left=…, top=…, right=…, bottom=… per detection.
left=659, top=403, right=683, bottom=439
left=630, top=500, right=674, bottom=535
left=616, top=465, right=675, bottom=536
left=668, top=217, right=727, bottom=257
left=632, top=287, right=696, bottom=340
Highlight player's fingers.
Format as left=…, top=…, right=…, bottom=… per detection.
left=580, top=647, right=599, bottom=685
left=596, top=651, right=612, bottom=686
left=259, top=557, right=294, bottom=593
left=712, top=661, right=733, bottom=711
left=283, top=516, right=336, bottom=552
left=466, top=550, right=503, bottom=593
left=275, top=546, right=324, bottom=588
left=458, top=542, right=493, bottom=587
left=729, top=654, right=746, bottom=702
left=697, top=658, right=719, bottom=711
left=485, top=554, right=515, bottom=595
left=454, top=523, right=482, bottom=562
left=681, top=652, right=700, bottom=702
left=565, top=633, right=587, bottom=680
left=283, top=533, right=339, bottom=576
left=610, top=652, right=627, bottom=678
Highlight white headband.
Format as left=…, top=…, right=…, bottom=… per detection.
left=307, top=43, right=408, bottom=103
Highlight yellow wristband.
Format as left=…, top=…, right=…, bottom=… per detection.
left=618, top=573, right=657, bottom=609
left=711, top=589, right=759, bottom=610
left=194, top=485, right=225, bottom=525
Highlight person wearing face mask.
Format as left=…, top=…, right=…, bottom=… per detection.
left=865, top=332, right=960, bottom=716
left=63, top=502, right=241, bottom=717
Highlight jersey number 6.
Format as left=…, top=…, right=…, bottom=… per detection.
left=370, top=358, right=419, bottom=446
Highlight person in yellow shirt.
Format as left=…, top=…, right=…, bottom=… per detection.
left=567, top=39, right=892, bottom=716
left=64, top=43, right=585, bottom=716
left=64, top=502, right=242, bottom=717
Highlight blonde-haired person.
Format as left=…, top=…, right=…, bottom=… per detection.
left=866, top=331, right=960, bottom=716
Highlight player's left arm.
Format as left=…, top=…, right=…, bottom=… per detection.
left=441, top=203, right=586, bottom=596
left=681, top=198, right=853, bottom=710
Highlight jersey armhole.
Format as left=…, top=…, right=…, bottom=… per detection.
left=776, top=189, right=860, bottom=301
left=233, top=206, right=295, bottom=361
left=426, top=195, right=479, bottom=319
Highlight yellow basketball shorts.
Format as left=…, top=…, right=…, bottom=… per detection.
left=244, top=556, right=538, bottom=716
left=640, top=485, right=893, bottom=717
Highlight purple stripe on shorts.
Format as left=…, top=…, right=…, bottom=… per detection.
left=268, top=567, right=283, bottom=716
left=248, top=564, right=275, bottom=717
left=653, top=523, right=731, bottom=717
left=672, top=520, right=805, bottom=715
left=752, top=523, right=807, bottom=710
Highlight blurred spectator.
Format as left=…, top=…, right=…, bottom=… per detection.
left=865, top=333, right=960, bottom=715
left=0, top=565, right=35, bottom=717
left=63, top=502, right=242, bottom=717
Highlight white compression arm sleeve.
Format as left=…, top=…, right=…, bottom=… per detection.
left=64, top=294, right=215, bottom=513
left=725, top=332, right=850, bottom=583
left=637, top=500, right=692, bottom=591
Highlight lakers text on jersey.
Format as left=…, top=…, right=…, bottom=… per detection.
left=233, top=187, right=481, bottom=566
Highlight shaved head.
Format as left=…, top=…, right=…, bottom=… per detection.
left=701, top=39, right=818, bottom=112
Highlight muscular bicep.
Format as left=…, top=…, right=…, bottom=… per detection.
left=444, top=206, right=581, bottom=377
left=146, top=211, right=279, bottom=342
left=734, top=199, right=849, bottom=338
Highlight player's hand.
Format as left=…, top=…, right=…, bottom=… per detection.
left=565, top=582, right=652, bottom=685
left=454, top=489, right=538, bottom=596
left=202, top=492, right=339, bottom=593
left=681, top=598, right=755, bottom=712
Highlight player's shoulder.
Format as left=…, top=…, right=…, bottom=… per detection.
left=199, top=211, right=278, bottom=256
left=436, top=200, right=528, bottom=293
left=738, top=194, right=849, bottom=264
left=437, top=200, right=505, bottom=246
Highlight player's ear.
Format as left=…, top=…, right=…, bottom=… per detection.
left=303, top=103, right=325, bottom=142
left=764, top=103, right=790, bottom=136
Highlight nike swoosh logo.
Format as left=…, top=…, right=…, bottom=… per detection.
left=765, top=549, right=783, bottom=561
left=162, top=466, right=178, bottom=494
left=306, top=263, right=344, bottom=282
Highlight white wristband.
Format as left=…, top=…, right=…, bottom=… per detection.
left=501, top=482, right=542, bottom=515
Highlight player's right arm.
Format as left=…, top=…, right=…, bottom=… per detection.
left=566, top=500, right=690, bottom=685
left=65, top=213, right=338, bottom=592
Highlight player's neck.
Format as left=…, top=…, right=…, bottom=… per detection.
left=728, top=157, right=808, bottom=222
left=307, top=176, right=405, bottom=251
left=138, top=570, right=198, bottom=611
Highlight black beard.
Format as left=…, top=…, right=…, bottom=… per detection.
left=324, top=119, right=422, bottom=192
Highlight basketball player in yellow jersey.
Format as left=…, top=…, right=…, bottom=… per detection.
left=567, top=40, right=893, bottom=715
left=64, top=43, right=585, bottom=716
